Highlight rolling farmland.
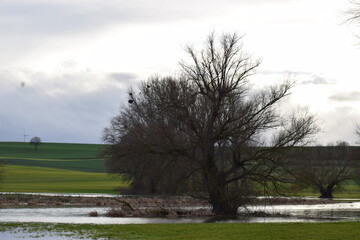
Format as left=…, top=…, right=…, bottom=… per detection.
left=0, top=142, right=127, bottom=194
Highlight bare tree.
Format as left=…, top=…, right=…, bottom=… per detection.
left=103, top=33, right=318, bottom=215
left=30, top=136, right=41, bottom=150
left=289, top=141, right=359, bottom=198
left=346, top=1, right=360, bottom=22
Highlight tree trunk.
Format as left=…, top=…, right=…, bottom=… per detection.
left=207, top=177, right=239, bottom=215
left=210, top=197, right=239, bottom=215
left=319, top=185, right=334, bottom=198
left=203, top=144, right=239, bottom=216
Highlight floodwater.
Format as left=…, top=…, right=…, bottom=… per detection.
left=1, top=201, right=360, bottom=240
left=0, top=201, right=360, bottom=224
left=0, top=231, right=83, bottom=240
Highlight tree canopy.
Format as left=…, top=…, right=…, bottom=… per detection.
left=289, top=141, right=360, bottom=198
left=103, top=33, right=318, bottom=215
left=30, top=136, right=41, bottom=150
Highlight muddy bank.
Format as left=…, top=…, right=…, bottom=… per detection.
left=0, top=194, right=208, bottom=209
left=1, top=193, right=356, bottom=220
left=0, top=194, right=333, bottom=209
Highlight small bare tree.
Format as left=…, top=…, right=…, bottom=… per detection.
left=103, top=33, right=318, bottom=215
left=30, top=136, right=41, bottom=150
left=289, top=141, right=359, bottom=198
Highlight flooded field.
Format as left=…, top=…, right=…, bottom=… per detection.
left=1, top=194, right=360, bottom=240
left=0, top=231, right=83, bottom=240
left=0, top=201, right=360, bottom=224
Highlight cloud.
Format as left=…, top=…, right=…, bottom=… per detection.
left=316, top=106, right=360, bottom=146
left=259, top=71, right=332, bottom=85
left=301, top=74, right=331, bottom=85
left=260, top=70, right=312, bottom=76
left=329, top=91, right=360, bottom=102
left=0, top=1, right=233, bottom=36
left=0, top=68, right=133, bottom=143
left=0, top=0, right=300, bottom=37
left=109, top=72, right=138, bottom=86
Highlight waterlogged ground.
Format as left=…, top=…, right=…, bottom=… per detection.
left=1, top=202, right=360, bottom=224
left=0, top=193, right=359, bottom=225
left=2, top=222, right=360, bottom=240
left=0, top=231, right=82, bottom=240
left=1, top=195, right=360, bottom=240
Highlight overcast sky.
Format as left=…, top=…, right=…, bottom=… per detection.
left=1, top=0, right=360, bottom=144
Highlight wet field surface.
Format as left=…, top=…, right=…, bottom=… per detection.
left=1, top=193, right=360, bottom=239
left=0, top=201, right=360, bottom=224
left=0, top=231, right=83, bottom=240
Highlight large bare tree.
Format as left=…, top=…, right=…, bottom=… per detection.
left=346, top=1, right=360, bottom=24
left=103, top=33, right=318, bottom=215
left=345, top=0, right=360, bottom=44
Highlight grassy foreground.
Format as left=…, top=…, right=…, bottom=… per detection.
left=0, top=142, right=128, bottom=194
left=1, top=222, right=360, bottom=240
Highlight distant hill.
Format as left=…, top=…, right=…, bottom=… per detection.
left=0, top=142, right=107, bottom=173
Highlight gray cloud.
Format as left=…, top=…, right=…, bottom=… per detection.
left=301, top=74, right=331, bottom=85
left=260, top=70, right=312, bottom=75
left=260, top=70, right=332, bottom=85
left=329, top=91, right=360, bottom=102
left=0, top=2, right=135, bottom=35
left=0, top=68, right=131, bottom=143
left=0, top=0, right=298, bottom=36
left=109, top=72, right=138, bottom=86
left=0, top=1, right=228, bottom=36
left=316, top=106, right=360, bottom=146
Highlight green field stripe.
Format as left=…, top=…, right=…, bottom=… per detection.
left=0, top=165, right=128, bottom=194
left=0, top=157, right=103, bottom=161
left=0, top=157, right=107, bottom=173
left=0, top=142, right=106, bottom=159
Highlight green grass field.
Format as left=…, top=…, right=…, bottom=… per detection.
left=294, top=182, right=360, bottom=198
left=0, top=142, right=128, bottom=194
left=0, top=142, right=104, bottom=159
left=0, top=142, right=359, bottom=197
left=1, top=222, right=360, bottom=240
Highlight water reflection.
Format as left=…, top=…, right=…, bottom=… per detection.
left=0, top=201, right=359, bottom=224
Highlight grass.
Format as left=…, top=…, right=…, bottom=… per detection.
left=0, top=142, right=105, bottom=159
left=0, top=165, right=127, bottom=193
left=0, top=157, right=107, bottom=173
left=0, top=142, right=128, bottom=194
left=1, top=222, right=360, bottom=240
left=0, top=141, right=359, bottom=196
left=0, top=142, right=107, bottom=172
left=286, top=181, right=360, bottom=199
